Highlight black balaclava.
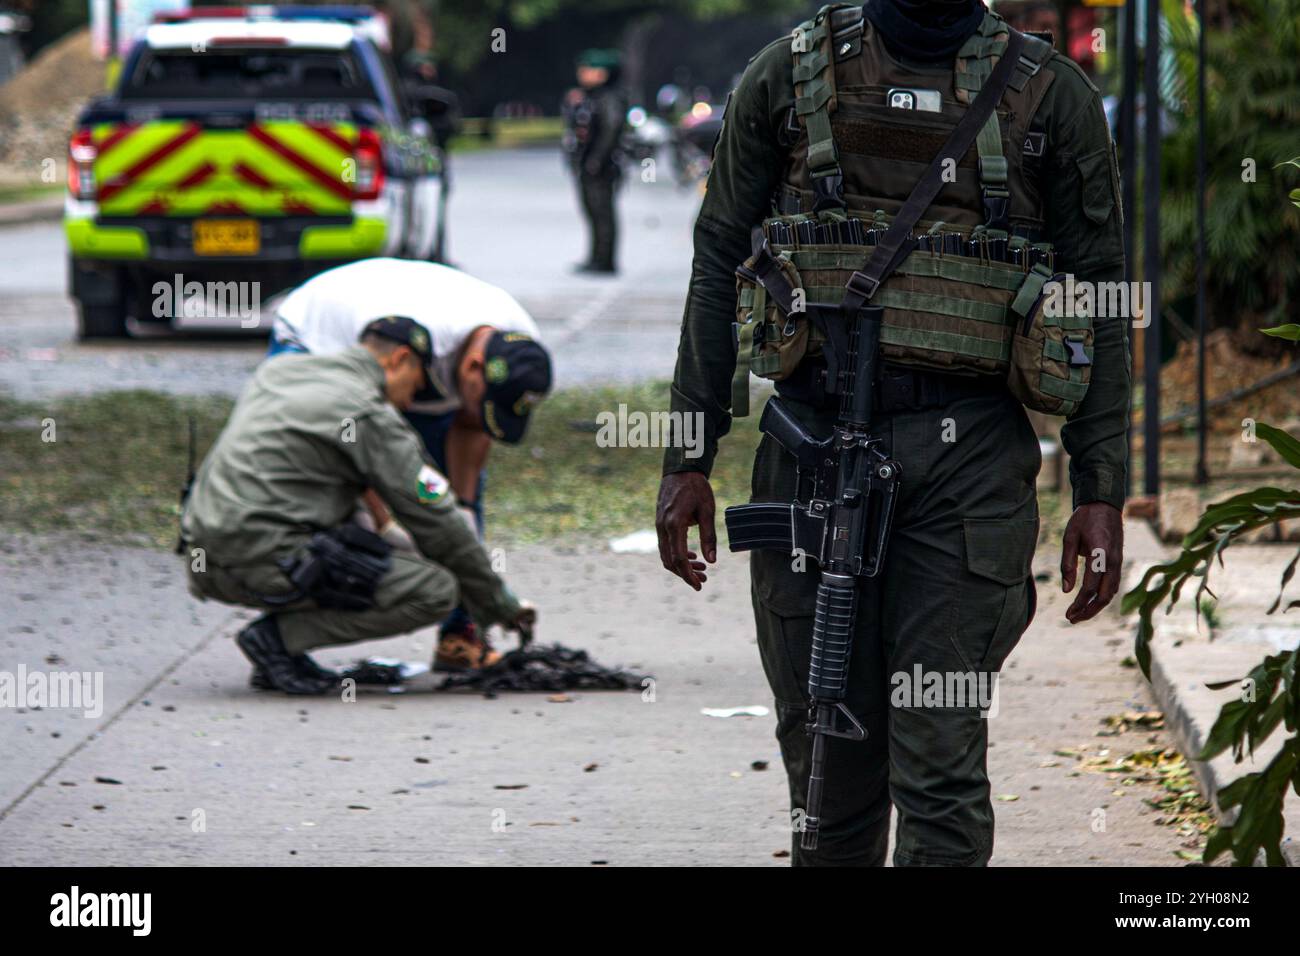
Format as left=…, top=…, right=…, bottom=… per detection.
left=863, top=0, right=987, bottom=64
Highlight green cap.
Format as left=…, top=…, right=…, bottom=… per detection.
left=576, top=48, right=621, bottom=70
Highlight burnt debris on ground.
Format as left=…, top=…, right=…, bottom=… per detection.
left=437, top=643, right=651, bottom=697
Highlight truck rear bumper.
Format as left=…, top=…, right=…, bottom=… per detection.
left=65, top=213, right=388, bottom=262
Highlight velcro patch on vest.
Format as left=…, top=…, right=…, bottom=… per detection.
left=1023, top=131, right=1046, bottom=158
left=830, top=121, right=978, bottom=168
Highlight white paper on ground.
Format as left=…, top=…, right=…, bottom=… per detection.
left=700, top=705, right=771, bottom=718
left=609, top=529, right=660, bottom=553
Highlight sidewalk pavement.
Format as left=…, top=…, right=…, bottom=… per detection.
left=0, top=194, right=62, bottom=228
left=0, top=526, right=1205, bottom=866
left=1123, top=519, right=1300, bottom=865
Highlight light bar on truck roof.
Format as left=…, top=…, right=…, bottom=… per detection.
left=153, top=6, right=378, bottom=23
left=143, top=20, right=355, bottom=51
left=151, top=6, right=388, bottom=49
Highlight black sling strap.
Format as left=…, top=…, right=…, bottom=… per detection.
left=839, top=28, right=1028, bottom=318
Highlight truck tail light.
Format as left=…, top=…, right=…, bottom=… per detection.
left=68, top=130, right=98, bottom=201
left=353, top=128, right=384, bottom=201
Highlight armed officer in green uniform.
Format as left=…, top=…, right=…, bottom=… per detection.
left=563, top=49, right=629, bottom=275
left=656, top=0, right=1130, bottom=865
left=182, top=317, right=535, bottom=695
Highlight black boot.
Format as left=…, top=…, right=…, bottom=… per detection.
left=237, top=617, right=334, bottom=695
left=249, top=652, right=339, bottom=691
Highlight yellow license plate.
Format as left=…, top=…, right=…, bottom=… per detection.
left=193, top=219, right=260, bottom=255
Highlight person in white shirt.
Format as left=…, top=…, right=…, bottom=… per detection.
left=270, top=258, right=553, bottom=668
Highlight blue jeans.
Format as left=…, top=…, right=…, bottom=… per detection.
left=404, top=410, right=487, bottom=636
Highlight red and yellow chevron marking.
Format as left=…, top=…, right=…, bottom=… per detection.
left=90, top=118, right=361, bottom=218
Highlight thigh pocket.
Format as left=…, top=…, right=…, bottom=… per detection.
left=748, top=431, right=821, bottom=616
left=950, top=518, right=1038, bottom=674
left=752, top=597, right=813, bottom=708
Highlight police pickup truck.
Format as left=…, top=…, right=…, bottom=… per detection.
left=65, top=6, right=449, bottom=337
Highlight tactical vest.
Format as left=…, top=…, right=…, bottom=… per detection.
left=732, top=5, right=1094, bottom=417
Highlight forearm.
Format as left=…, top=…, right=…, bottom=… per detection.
left=662, top=52, right=787, bottom=477
left=1059, top=264, right=1131, bottom=510
left=445, top=423, right=489, bottom=503
left=360, top=488, right=389, bottom=526
left=662, top=216, right=755, bottom=477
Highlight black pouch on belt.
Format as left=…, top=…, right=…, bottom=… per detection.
left=275, top=524, right=394, bottom=611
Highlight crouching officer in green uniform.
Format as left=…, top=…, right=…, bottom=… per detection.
left=563, top=49, right=629, bottom=274
left=656, top=0, right=1130, bottom=865
left=182, top=316, right=535, bottom=695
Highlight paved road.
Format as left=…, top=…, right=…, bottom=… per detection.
left=0, top=148, right=698, bottom=401
left=0, top=528, right=1194, bottom=866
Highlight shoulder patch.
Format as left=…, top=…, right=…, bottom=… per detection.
left=415, top=464, right=448, bottom=504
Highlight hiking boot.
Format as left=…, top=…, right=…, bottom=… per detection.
left=434, top=623, right=502, bottom=672
left=236, top=617, right=333, bottom=695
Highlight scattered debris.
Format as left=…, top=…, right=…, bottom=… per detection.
left=340, top=658, right=428, bottom=685
left=93, top=776, right=122, bottom=785
left=996, top=794, right=1020, bottom=802
left=701, top=705, right=770, bottom=718
left=1075, top=745, right=1215, bottom=856
left=494, top=784, right=528, bottom=790
left=751, top=760, right=769, bottom=771
left=583, top=762, right=599, bottom=772
left=438, top=643, right=650, bottom=697
left=1098, top=711, right=1165, bottom=736
left=773, top=849, right=790, bottom=858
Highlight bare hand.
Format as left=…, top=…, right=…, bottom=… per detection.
left=1060, top=502, right=1124, bottom=623
left=655, top=472, right=716, bottom=591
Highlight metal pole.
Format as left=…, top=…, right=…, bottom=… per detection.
left=1194, top=0, right=1209, bottom=485
left=1121, top=0, right=1139, bottom=498
left=1143, top=0, right=1162, bottom=496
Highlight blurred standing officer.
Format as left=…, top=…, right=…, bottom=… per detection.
left=562, top=48, right=628, bottom=275
left=656, top=0, right=1129, bottom=865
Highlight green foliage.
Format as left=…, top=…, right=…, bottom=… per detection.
left=1122, top=419, right=1300, bottom=866
left=1158, top=0, right=1300, bottom=329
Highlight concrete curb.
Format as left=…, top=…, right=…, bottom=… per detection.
left=0, top=194, right=62, bottom=227
left=1130, top=538, right=1300, bottom=866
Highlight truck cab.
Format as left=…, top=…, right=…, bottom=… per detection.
left=65, top=5, right=448, bottom=337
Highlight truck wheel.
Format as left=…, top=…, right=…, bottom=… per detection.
left=78, top=304, right=129, bottom=339
left=70, top=258, right=130, bottom=338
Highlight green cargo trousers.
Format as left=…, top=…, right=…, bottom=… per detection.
left=186, top=551, right=459, bottom=655
left=578, top=172, right=618, bottom=270
left=749, top=388, right=1040, bottom=866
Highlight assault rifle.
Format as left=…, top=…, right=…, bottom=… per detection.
left=724, top=298, right=901, bottom=851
